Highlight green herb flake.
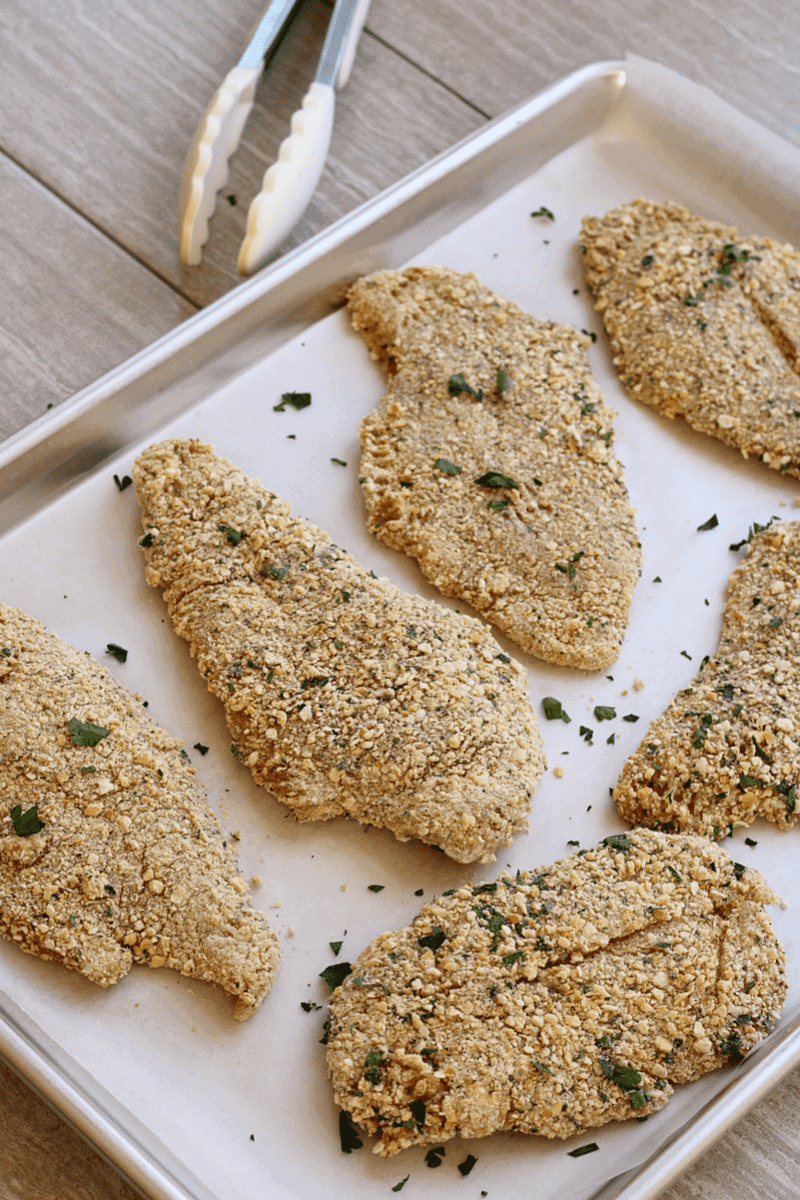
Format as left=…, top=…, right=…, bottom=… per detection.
left=331, top=458, right=347, bottom=467
left=641, top=255, right=654, bottom=269
left=496, top=653, right=511, bottom=663
left=433, top=458, right=461, bottom=476
left=579, top=725, right=593, bottom=742
left=218, top=524, right=245, bottom=545
left=274, top=392, right=311, bottom=412
left=68, top=717, right=110, bottom=747
left=339, top=1110, right=363, bottom=1153
left=474, top=471, right=519, bottom=490
left=697, top=514, right=719, bottom=531
left=10, top=804, right=44, bottom=837
left=496, top=369, right=510, bottom=396
left=113, top=474, right=132, bottom=492
left=417, top=927, right=446, bottom=951
left=193, top=743, right=209, bottom=755
left=531, top=206, right=555, bottom=220
left=300, top=1001, right=322, bottom=1011
left=770, top=617, right=783, bottom=629
left=680, top=650, right=692, bottom=660
left=105, top=643, right=128, bottom=663
left=611, top=1064, right=642, bottom=1090
left=603, top=833, right=631, bottom=852
left=391, top=1176, right=410, bottom=1192
left=139, top=532, right=154, bottom=548
left=745, top=837, right=758, bottom=847
left=568, top=1143, right=599, bottom=1158
left=606, top=733, right=615, bottom=745
left=368, top=884, right=385, bottom=892
left=329, top=940, right=343, bottom=955
left=622, top=713, right=639, bottom=722
left=425, top=1146, right=445, bottom=1168
left=448, top=373, right=483, bottom=402
left=409, top=1098, right=426, bottom=1131
left=594, top=706, right=616, bottom=722
left=542, top=696, right=571, bottom=723
left=320, top=961, right=353, bottom=991
left=458, top=1154, right=478, bottom=1176
left=488, top=497, right=510, bottom=512
left=260, top=564, right=286, bottom=580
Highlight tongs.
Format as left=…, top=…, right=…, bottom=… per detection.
left=179, top=0, right=371, bottom=276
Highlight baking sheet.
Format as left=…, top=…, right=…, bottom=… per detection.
left=2, top=54, right=800, bottom=1200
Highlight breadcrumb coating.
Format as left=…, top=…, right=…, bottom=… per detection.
left=582, top=198, right=800, bottom=477
left=615, top=523, right=800, bottom=836
left=133, top=439, right=545, bottom=864
left=348, top=267, right=641, bottom=670
left=327, top=830, right=785, bottom=1156
left=0, top=605, right=279, bottom=1019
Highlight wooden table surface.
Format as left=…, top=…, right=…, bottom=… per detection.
left=2, top=1, right=800, bottom=1197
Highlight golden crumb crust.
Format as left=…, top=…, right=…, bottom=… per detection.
left=0, top=605, right=279, bottom=1019
left=615, top=523, right=800, bottom=836
left=582, top=198, right=800, bottom=477
left=327, top=830, right=785, bottom=1156
left=348, top=266, right=641, bottom=671
left=132, top=439, right=545, bottom=864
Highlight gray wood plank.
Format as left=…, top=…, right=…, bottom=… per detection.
left=0, top=0, right=484, bottom=308
left=0, top=154, right=195, bottom=440
left=366, top=0, right=800, bottom=148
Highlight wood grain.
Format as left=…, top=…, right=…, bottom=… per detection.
left=0, top=153, right=195, bottom=440
left=366, top=0, right=800, bottom=148
left=0, top=0, right=483, bottom=307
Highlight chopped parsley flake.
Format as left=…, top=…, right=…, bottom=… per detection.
left=300, top=1001, right=322, bottom=1012
left=260, top=565, right=286, bottom=579
left=496, top=653, right=511, bottom=663
left=594, top=706, right=616, bottom=721
left=68, top=717, right=109, bottom=747
left=448, top=373, right=483, bottom=402
left=730, top=517, right=779, bottom=552
left=622, top=713, right=639, bottom=722
left=488, top=497, right=510, bottom=512
left=320, top=961, right=352, bottom=991
left=331, top=458, right=347, bottom=467
left=496, top=368, right=509, bottom=395
left=113, top=474, right=132, bottom=492
left=424, top=1146, right=445, bottom=1168
left=531, top=206, right=555, bottom=220
left=433, top=458, right=461, bottom=476
left=218, top=524, right=245, bottom=545
left=603, top=833, right=631, bottom=852
left=745, top=837, right=758, bottom=847
left=409, top=1098, right=426, bottom=1131
left=105, top=643, right=128, bottom=663
left=10, top=804, right=44, bottom=837
left=542, top=697, right=571, bottom=723
left=367, top=884, right=385, bottom=892
left=339, top=1110, right=363, bottom=1153
left=568, top=1142, right=599, bottom=1157
left=139, top=532, right=154, bottom=548
left=474, top=471, right=519, bottom=489
left=458, top=1154, right=478, bottom=1176
left=274, top=392, right=311, bottom=412
left=329, top=940, right=343, bottom=955
left=193, top=743, right=209, bottom=755
left=697, top=514, right=719, bottom=531
left=391, top=1176, right=410, bottom=1192
left=417, top=926, right=446, bottom=951
left=579, top=725, right=593, bottom=742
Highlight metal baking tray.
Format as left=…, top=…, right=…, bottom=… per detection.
left=2, top=54, right=800, bottom=1200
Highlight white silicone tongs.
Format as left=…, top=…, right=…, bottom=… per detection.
left=179, top=0, right=371, bottom=275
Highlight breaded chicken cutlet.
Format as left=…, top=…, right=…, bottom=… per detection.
left=615, top=523, right=800, bottom=837
left=0, top=605, right=278, bottom=1019
left=582, top=198, right=800, bottom=477
left=327, top=830, right=785, bottom=1156
left=348, top=267, right=641, bottom=671
left=133, top=439, right=545, bottom=864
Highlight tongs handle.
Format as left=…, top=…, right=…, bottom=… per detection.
left=237, top=0, right=371, bottom=275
